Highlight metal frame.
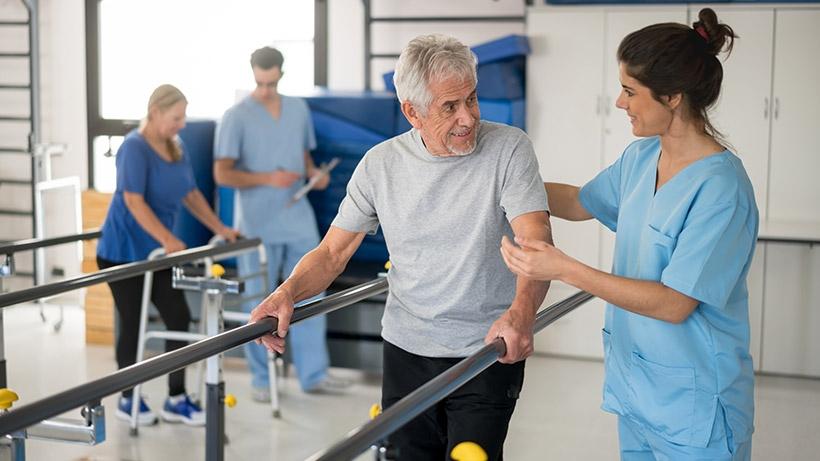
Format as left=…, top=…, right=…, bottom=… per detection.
left=83, top=0, right=329, bottom=189
left=0, top=238, right=262, bottom=309
left=307, top=290, right=594, bottom=461
left=361, top=0, right=527, bottom=90
left=0, top=277, right=389, bottom=461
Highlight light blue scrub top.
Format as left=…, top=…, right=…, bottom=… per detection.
left=214, top=95, right=319, bottom=244
left=579, top=137, right=758, bottom=448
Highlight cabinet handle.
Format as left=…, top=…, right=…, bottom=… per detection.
left=604, top=96, right=611, bottom=116
left=763, top=97, right=769, bottom=119
left=595, top=95, right=600, bottom=116
left=774, top=97, right=780, bottom=120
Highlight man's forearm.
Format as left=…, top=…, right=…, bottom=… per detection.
left=277, top=244, right=347, bottom=304
left=510, top=214, right=552, bottom=314
left=214, top=167, right=268, bottom=189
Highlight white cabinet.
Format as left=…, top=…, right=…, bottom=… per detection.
left=767, top=10, right=820, bottom=222
left=760, top=243, right=820, bottom=376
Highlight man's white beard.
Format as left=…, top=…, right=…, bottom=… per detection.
left=445, top=123, right=479, bottom=157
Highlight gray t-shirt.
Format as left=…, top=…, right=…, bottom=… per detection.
left=332, top=121, right=548, bottom=357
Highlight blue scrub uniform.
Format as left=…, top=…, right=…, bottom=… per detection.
left=215, top=95, right=329, bottom=392
left=579, top=137, right=758, bottom=459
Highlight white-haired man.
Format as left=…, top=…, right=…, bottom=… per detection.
left=250, top=34, right=552, bottom=459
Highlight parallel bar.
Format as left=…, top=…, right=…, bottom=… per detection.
left=0, top=228, right=100, bottom=255
left=0, top=115, right=30, bottom=121
left=371, top=15, right=525, bottom=22
left=0, top=52, right=30, bottom=58
left=0, top=21, right=30, bottom=26
left=0, top=238, right=262, bottom=308
left=0, top=84, right=30, bottom=90
left=308, top=291, right=594, bottom=461
left=0, top=277, right=388, bottom=435
left=371, top=53, right=400, bottom=59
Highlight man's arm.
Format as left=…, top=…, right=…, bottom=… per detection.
left=213, top=158, right=301, bottom=189
left=249, top=226, right=367, bottom=353
left=485, top=210, right=552, bottom=364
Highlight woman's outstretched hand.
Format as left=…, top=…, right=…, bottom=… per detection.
left=500, top=235, right=570, bottom=282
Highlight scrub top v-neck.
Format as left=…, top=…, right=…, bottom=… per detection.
left=579, top=136, right=759, bottom=448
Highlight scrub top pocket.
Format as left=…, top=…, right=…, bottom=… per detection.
left=638, top=225, right=677, bottom=280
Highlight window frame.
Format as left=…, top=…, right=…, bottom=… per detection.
left=84, top=0, right=328, bottom=189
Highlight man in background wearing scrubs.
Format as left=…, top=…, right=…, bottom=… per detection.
left=501, top=9, right=756, bottom=461
left=213, top=46, right=349, bottom=399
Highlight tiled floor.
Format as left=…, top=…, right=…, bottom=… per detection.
left=3, top=304, right=819, bottom=460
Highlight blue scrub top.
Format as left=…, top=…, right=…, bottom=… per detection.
left=214, top=95, right=319, bottom=244
left=97, top=130, right=196, bottom=263
left=579, top=137, right=758, bottom=448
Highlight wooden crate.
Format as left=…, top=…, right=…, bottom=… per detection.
left=82, top=190, right=114, bottom=345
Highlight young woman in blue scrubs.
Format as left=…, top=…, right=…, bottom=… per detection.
left=501, top=9, right=757, bottom=460
left=97, top=84, right=239, bottom=427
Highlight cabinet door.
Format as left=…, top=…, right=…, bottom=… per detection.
left=761, top=243, right=820, bottom=377
left=768, top=10, right=820, bottom=222
left=702, top=8, right=774, bottom=221
left=599, top=8, right=688, bottom=272
left=527, top=9, right=604, bottom=269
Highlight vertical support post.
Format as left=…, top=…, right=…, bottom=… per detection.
left=205, top=288, right=225, bottom=461
left=0, top=435, right=25, bottom=461
left=363, top=0, right=372, bottom=90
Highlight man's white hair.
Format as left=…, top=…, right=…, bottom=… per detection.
left=393, top=34, right=477, bottom=116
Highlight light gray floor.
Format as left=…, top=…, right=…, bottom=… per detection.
left=3, top=304, right=819, bottom=460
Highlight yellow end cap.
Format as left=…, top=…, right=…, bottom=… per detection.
left=369, top=403, right=382, bottom=420
left=384, top=261, right=391, bottom=270
left=451, top=441, right=487, bottom=461
left=211, top=264, right=226, bottom=278
left=224, top=393, right=237, bottom=408
left=0, top=389, right=19, bottom=410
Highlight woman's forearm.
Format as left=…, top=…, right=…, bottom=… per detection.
left=183, top=189, right=225, bottom=234
left=545, top=183, right=593, bottom=221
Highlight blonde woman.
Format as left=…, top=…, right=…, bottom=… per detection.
left=97, top=84, right=239, bottom=426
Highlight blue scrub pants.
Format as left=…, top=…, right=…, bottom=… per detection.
left=618, top=405, right=751, bottom=461
left=238, top=239, right=329, bottom=392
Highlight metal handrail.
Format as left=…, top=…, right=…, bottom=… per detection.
left=0, top=228, right=101, bottom=255
left=0, top=238, right=262, bottom=309
left=0, top=277, right=389, bottom=435
left=307, top=290, right=595, bottom=461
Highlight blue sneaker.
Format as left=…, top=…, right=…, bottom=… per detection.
left=116, top=395, right=158, bottom=426
left=161, top=394, right=205, bottom=426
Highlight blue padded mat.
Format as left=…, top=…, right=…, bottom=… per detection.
left=175, top=120, right=217, bottom=248
left=480, top=99, right=526, bottom=131
left=306, top=90, right=398, bottom=139
left=312, top=110, right=387, bottom=145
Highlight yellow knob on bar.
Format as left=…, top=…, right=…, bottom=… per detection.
left=0, top=389, right=19, bottom=410
left=211, top=264, right=225, bottom=278
left=369, top=403, right=382, bottom=420
left=224, top=393, right=237, bottom=408
left=384, top=261, right=391, bottom=270
left=451, top=441, right=487, bottom=461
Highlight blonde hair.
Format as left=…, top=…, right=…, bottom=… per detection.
left=141, top=84, right=187, bottom=161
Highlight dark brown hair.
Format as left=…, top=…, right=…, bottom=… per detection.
left=250, top=46, right=284, bottom=70
left=617, top=8, right=737, bottom=139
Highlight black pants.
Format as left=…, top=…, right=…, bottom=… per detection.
left=97, top=257, right=191, bottom=398
left=382, top=341, right=525, bottom=461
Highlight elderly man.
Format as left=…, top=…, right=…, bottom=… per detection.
left=250, top=34, right=552, bottom=459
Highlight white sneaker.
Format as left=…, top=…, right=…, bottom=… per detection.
left=251, top=386, right=271, bottom=403
left=304, top=375, right=353, bottom=394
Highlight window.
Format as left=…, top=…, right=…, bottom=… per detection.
left=87, top=0, right=324, bottom=190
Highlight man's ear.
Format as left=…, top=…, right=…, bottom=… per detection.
left=400, top=100, right=423, bottom=129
